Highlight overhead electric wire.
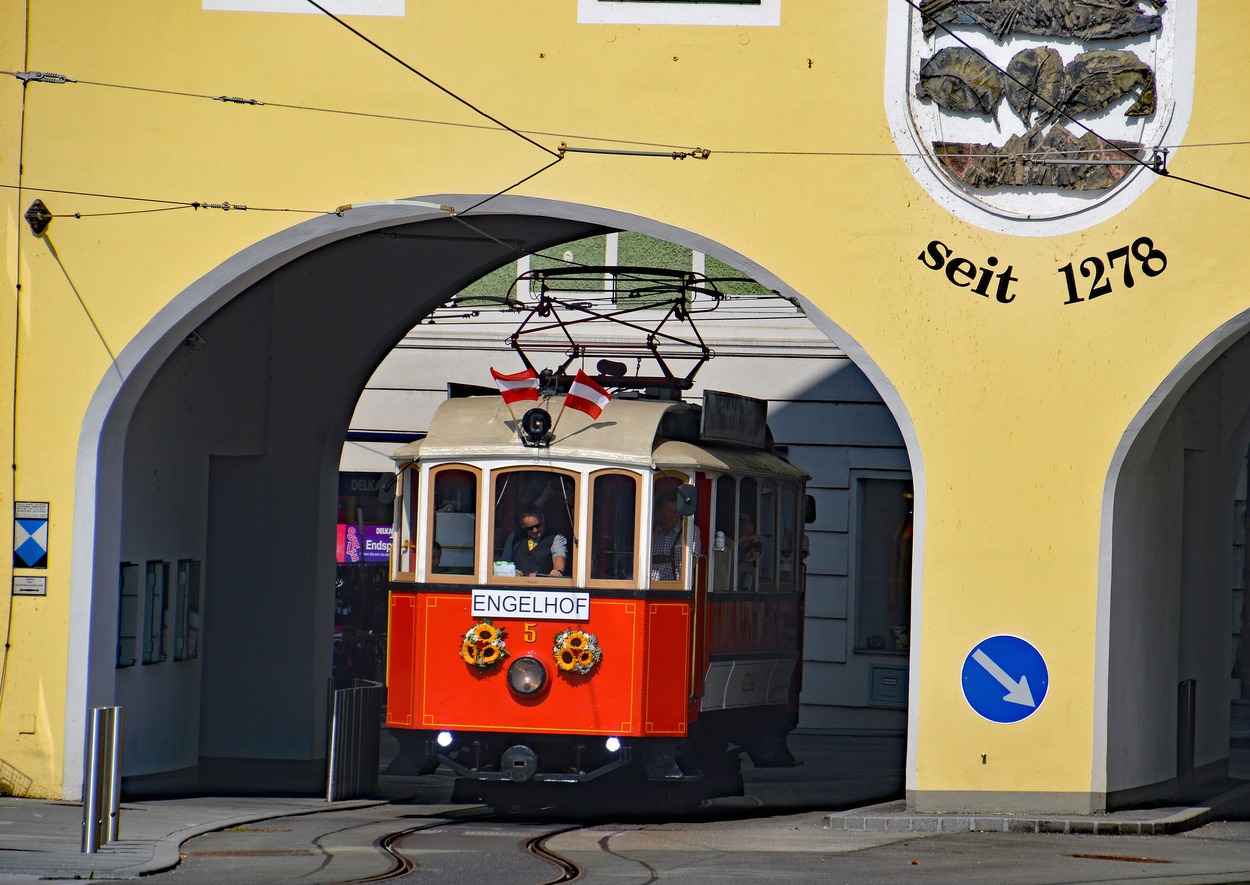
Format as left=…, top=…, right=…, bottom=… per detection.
left=0, top=181, right=334, bottom=216
left=3, top=0, right=1248, bottom=224
left=301, top=0, right=559, bottom=160
left=11, top=68, right=1245, bottom=163
left=458, top=155, right=565, bottom=216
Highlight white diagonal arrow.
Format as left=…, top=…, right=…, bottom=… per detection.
left=972, top=648, right=1036, bottom=708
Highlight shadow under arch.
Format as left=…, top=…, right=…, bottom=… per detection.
left=65, top=195, right=926, bottom=798
left=1098, top=308, right=1250, bottom=808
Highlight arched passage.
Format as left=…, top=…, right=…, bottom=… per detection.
left=1101, top=310, right=1250, bottom=807
left=66, top=197, right=925, bottom=797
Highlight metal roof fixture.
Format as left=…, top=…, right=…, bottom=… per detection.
left=503, top=265, right=731, bottom=392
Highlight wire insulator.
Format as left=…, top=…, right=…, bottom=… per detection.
left=15, top=71, right=72, bottom=84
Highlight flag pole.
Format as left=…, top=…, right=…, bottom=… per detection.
left=551, top=399, right=569, bottom=438
left=503, top=399, right=525, bottom=442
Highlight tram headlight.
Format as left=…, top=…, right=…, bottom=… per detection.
left=605, top=736, right=621, bottom=753
left=436, top=731, right=454, bottom=748
left=507, top=656, right=549, bottom=697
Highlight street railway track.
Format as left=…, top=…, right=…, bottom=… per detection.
left=353, top=817, right=584, bottom=884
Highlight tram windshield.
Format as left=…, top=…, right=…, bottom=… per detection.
left=491, top=470, right=576, bottom=580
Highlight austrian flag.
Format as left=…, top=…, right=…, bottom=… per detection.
left=564, top=369, right=612, bottom=420
left=490, top=367, right=540, bottom=404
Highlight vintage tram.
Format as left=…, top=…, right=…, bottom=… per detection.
left=385, top=385, right=811, bottom=806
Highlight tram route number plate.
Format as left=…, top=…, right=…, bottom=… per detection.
left=471, top=588, right=590, bottom=622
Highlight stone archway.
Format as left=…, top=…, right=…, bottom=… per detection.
left=65, top=197, right=925, bottom=797
left=1099, top=311, right=1250, bottom=807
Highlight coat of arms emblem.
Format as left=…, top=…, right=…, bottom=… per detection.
left=887, top=1, right=1193, bottom=232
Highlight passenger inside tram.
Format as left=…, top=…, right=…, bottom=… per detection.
left=737, top=510, right=763, bottom=591
left=650, top=477, right=701, bottom=584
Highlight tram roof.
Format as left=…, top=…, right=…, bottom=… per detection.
left=392, top=395, right=807, bottom=480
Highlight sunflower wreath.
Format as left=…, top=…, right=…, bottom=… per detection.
left=460, top=620, right=508, bottom=669
left=552, top=628, right=602, bottom=675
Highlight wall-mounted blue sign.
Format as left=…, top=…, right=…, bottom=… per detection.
left=961, top=635, right=1048, bottom=724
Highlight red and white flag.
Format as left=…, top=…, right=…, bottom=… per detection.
left=490, top=367, right=540, bottom=404
left=563, top=369, right=611, bottom=420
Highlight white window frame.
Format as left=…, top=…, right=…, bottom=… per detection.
left=203, top=1, right=403, bottom=15
left=579, top=0, right=779, bottom=27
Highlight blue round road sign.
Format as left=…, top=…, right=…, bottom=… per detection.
left=961, top=635, right=1048, bottom=724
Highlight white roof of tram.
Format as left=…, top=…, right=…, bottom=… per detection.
left=392, top=395, right=807, bottom=480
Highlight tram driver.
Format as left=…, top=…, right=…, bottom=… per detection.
left=511, top=509, right=569, bottom=578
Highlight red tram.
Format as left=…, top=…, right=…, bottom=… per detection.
left=385, top=386, right=812, bottom=805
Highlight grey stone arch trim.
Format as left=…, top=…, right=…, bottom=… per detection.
left=63, top=195, right=926, bottom=798
left=1095, top=308, right=1250, bottom=807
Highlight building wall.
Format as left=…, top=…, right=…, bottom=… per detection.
left=1, top=2, right=1248, bottom=809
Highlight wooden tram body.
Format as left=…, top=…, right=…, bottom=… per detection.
left=386, top=392, right=810, bottom=799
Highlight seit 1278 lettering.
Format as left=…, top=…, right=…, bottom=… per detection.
left=1059, top=236, right=1167, bottom=304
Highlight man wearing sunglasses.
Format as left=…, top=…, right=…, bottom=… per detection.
left=511, top=509, right=568, bottom=578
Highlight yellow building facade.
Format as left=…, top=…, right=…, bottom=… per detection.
left=2, top=1, right=1248, bottom=812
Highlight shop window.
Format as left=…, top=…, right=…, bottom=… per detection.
left=590, top=471, right=638, bottom=581
left=143, top=561, right=170, bottom=664
left=853, top=475, right=914, bottom=653
left=117, top=563, right=138, bottom=668
left=174, top=560, right=201, bottom=661
left=431, top=467, right=479, bottom=578
left=490, top=469, right=576, bottom=580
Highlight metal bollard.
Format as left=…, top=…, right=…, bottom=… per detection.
left=81, top=706, right=124, bottom=853
left=326, top=681, right=383, bottom=801
left=1177, top=679, right=1196, bottom=799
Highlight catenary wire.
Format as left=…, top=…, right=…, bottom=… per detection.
left=4, top=0, right=1249, bottom=215
left=301, top=0, right=559, bottom=159
left=9, top=69, right=1246, bottom=162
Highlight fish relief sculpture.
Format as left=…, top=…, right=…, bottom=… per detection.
left=888, top=0, right=1192, bottom=230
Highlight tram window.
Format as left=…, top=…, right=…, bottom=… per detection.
left=778, top=484, right=798, bottom=590
left=853, top=475, right=914, bottom=653
left=491, top=470, right=576, bottom=579
left=759, top=482, right=777, bottom=590
left=738, top=477, right=760, bottom=591
left=651, top=473, right=699, bottom=585
left=590, top=472, right=637, bottom=581
left=711, top=475, right=737, bottom=592
left=393, top=467, right=418, bottom=577
left=431, top=467, right=478, bottom=577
